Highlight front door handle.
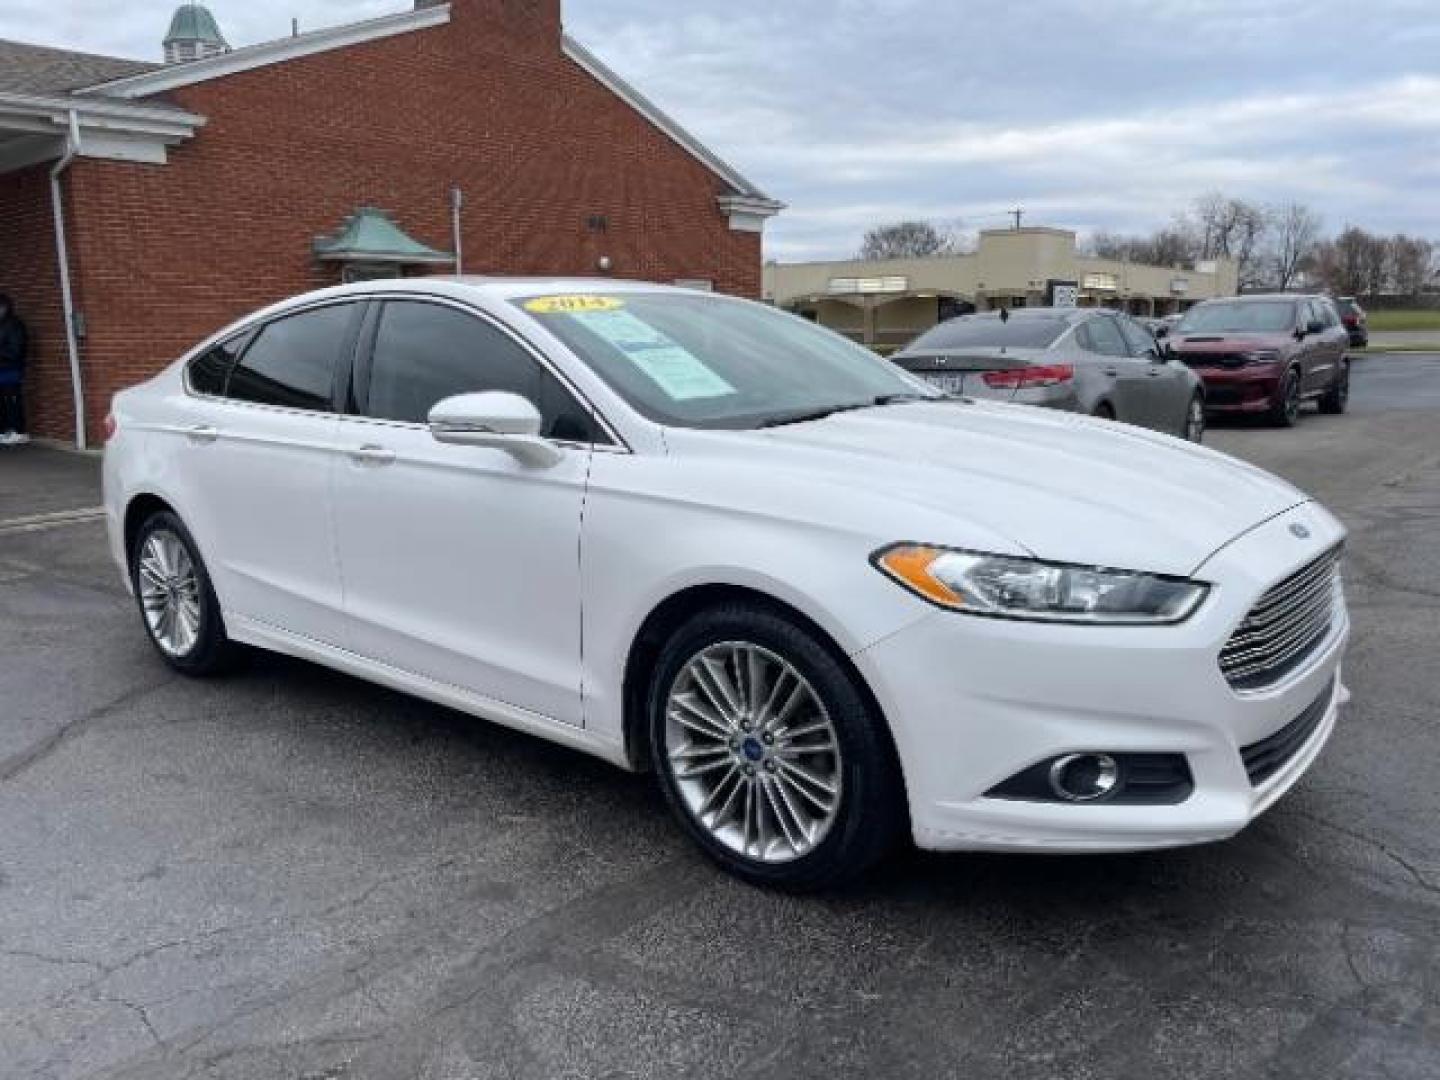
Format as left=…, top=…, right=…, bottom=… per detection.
left=186, top=424, right=219, bottom=445
left=1103, top=366, right=1120, bottom=377
left=348, top=445, right=396, bottom=466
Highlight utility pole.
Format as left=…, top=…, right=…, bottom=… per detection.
left=1010, top=207, right=1024, bottom=230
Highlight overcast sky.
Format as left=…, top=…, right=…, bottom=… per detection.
left=8, top=0, right=1439, bottom=261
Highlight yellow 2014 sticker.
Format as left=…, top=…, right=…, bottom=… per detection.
left=523, top=295, right=625, bottom=315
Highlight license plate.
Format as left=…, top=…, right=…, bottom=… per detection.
left=919, top=372, right=967, bottom=394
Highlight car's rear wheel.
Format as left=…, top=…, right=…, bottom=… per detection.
left=1319, top=361, right=1350, bottom=415
left=1092, top=402, right=1116, bottom=421
left=1269, top=369, right=1302, bottom=428
left=131, top=510, right=238, bottom=676
left=647, top=603, right=903, bottom=891
left=1183, top=393, right=1206, bottom=443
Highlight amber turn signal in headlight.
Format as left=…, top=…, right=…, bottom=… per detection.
left=872, top=544, right=1208, bottom=625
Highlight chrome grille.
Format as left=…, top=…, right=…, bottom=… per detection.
left=1220, top=546, right=1343, bottom=691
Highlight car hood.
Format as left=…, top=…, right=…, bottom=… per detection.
left=715, top=401, right=1309, bottom=577
left=1171, top=331, right=1292, bottom=352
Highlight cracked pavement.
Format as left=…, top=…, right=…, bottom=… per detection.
left=0, top=353, right=1437, bottom=1078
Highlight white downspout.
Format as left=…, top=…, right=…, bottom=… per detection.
left=451, top=186, right=464, bottom=275
left=50, top=110, right=85, bottom=450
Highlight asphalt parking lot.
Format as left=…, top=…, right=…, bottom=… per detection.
left=2, top=353, right=1437, bottom=1079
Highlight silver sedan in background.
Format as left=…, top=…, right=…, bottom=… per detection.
left=892, top=307, right=1207, bottom=442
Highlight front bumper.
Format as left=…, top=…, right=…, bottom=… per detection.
left=852, top=503, right=1349, bottom=853
left=1191, top=363, right=1284, bottom=413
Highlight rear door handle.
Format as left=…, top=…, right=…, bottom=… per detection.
left=186, top=424, right=219, bottom=445
left=348, top=444, right=396, bottom=466
left=1103, top=366, right=1120, bottom=377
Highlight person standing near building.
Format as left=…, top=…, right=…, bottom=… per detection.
left=0, top=293, right=30, bottom=446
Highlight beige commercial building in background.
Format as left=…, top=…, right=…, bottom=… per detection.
left=764, top=227, right=1238, bottom=351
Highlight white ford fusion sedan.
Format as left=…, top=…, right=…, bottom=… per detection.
left=103, top=279, right=1350, bottom=889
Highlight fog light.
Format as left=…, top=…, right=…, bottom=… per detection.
left=1048, top=753, right=1120, bottom=802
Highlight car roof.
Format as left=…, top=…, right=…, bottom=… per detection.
left=951, top=306, right=1099, bottom=324
left=246, top=276, right=721, bottom=315
left=1191, top=294, right=1310, bottom=305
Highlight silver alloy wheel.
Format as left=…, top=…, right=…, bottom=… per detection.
left=1186, top=396, right=1206, bottom=442
left=137, top=529, right=203, bottom=658
left=664, top=642, right=842, bottom=864
left=1284, top=374, right=1301, bottom=423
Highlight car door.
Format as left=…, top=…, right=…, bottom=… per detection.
left=174, top=300, right=362, bottom=645
left=331, top=297, right=605, bottom=727
left=1294, top=300, right=1328, bottom=394
left=1077, top=315, right=1149, bottom=422
left=1118, top=315, right=1187, bottom=433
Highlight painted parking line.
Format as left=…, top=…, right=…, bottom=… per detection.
left=0, top=507, right=106, bottom=535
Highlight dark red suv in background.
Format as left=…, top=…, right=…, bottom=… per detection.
left=1164, top=295, right=1350, bottom=427
left=1335, top=297, right=1369, bottom=347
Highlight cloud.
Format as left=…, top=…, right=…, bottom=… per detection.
left=5, top=0, right=1437, bottom=259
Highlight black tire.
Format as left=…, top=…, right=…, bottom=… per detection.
left=1268, top=369, right=1302, bottom=428
left=130, top=510, right=240, bottom=676
left=1092, top=402, right=1116, bottom=421
left=1183, top=393, right=1206, bottom=443
left=646, top=602, right=905, bottom=891
left=1318, top=361, right=1350, bottom=415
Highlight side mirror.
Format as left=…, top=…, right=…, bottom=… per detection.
left=428, top=391, right=563, bottom=468
left=1153, top=324, right=1169, bottom=340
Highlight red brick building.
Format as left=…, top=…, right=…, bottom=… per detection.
left=0, top=0, right=782, bottom=445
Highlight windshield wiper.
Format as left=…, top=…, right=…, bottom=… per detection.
left=757, top=393, right=932, bottom=429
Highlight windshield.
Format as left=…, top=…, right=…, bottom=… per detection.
left=514, top=292, right=936, bottom=430
left=1178, top=301, right=1297, bottom=334
left=906, top=314, right=1068, bottom=352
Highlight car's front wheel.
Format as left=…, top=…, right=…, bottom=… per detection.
left=1183, top=393, right=1206, bottom=443
left=1268, top=369, right=1302, bottom=428
left=647, top=602, right=904, bottom=890
left=131, top=510, right=238, bottom=676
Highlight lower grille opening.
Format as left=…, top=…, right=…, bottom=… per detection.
left=986, top=752, right=1194, bottom=805
left=1240, top=678, right=1336, bottom=786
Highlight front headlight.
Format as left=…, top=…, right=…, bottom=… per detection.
left=873, top=545, right=1208, bottom=625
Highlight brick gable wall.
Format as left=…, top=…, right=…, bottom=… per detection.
left=37, top=0, right=763, bottom=442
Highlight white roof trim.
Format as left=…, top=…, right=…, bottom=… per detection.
left=0, top=90, right=204, bottom=139
left=561, top=34, right=781, bottom=206
left=0, top=92, right=205, bottom=171
left=78, top=4, right=451, bottom=99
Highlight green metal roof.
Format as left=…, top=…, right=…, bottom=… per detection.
left=164, top=4, right=227, bottom=47
left=313, top=207, right=454, bottom=265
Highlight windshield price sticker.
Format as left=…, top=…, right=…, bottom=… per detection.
left=568, top=309, right=736, bottom=402
left=523, top=295, right=626, bottom=315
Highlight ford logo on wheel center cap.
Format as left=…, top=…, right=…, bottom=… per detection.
left=1290, top=524, right=1311, bottom=539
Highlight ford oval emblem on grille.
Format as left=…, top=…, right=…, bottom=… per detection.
left=1290, top=524, right=1311, bottom=539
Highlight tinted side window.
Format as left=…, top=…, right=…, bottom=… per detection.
left=1080, top=317, right=1128, bottom=357
left=188, top=334, right=247, bottom=396
left=228, top=305, right=356, bottom=411
left=1117, top=318, right=1156, bottom=357
left=363, top=301, right=604, bottom=444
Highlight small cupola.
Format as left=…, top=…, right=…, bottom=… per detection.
left=163, top=3, right=231, bottom=65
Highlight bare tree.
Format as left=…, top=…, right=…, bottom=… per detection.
left=1084, top=226, right=1196, bottom=268
left=1187, top=193, right=1270, bottom=288
left=1267, top=203, right=1323, bottom=291
left=1313, top=227, right=1386, bottom=296
left=1388, top=234, right=1434, bottom=299
left=858, top=220, right=962, bottom=260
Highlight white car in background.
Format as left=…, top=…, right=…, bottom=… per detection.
left=103, top=279, right=1350, bottom=889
